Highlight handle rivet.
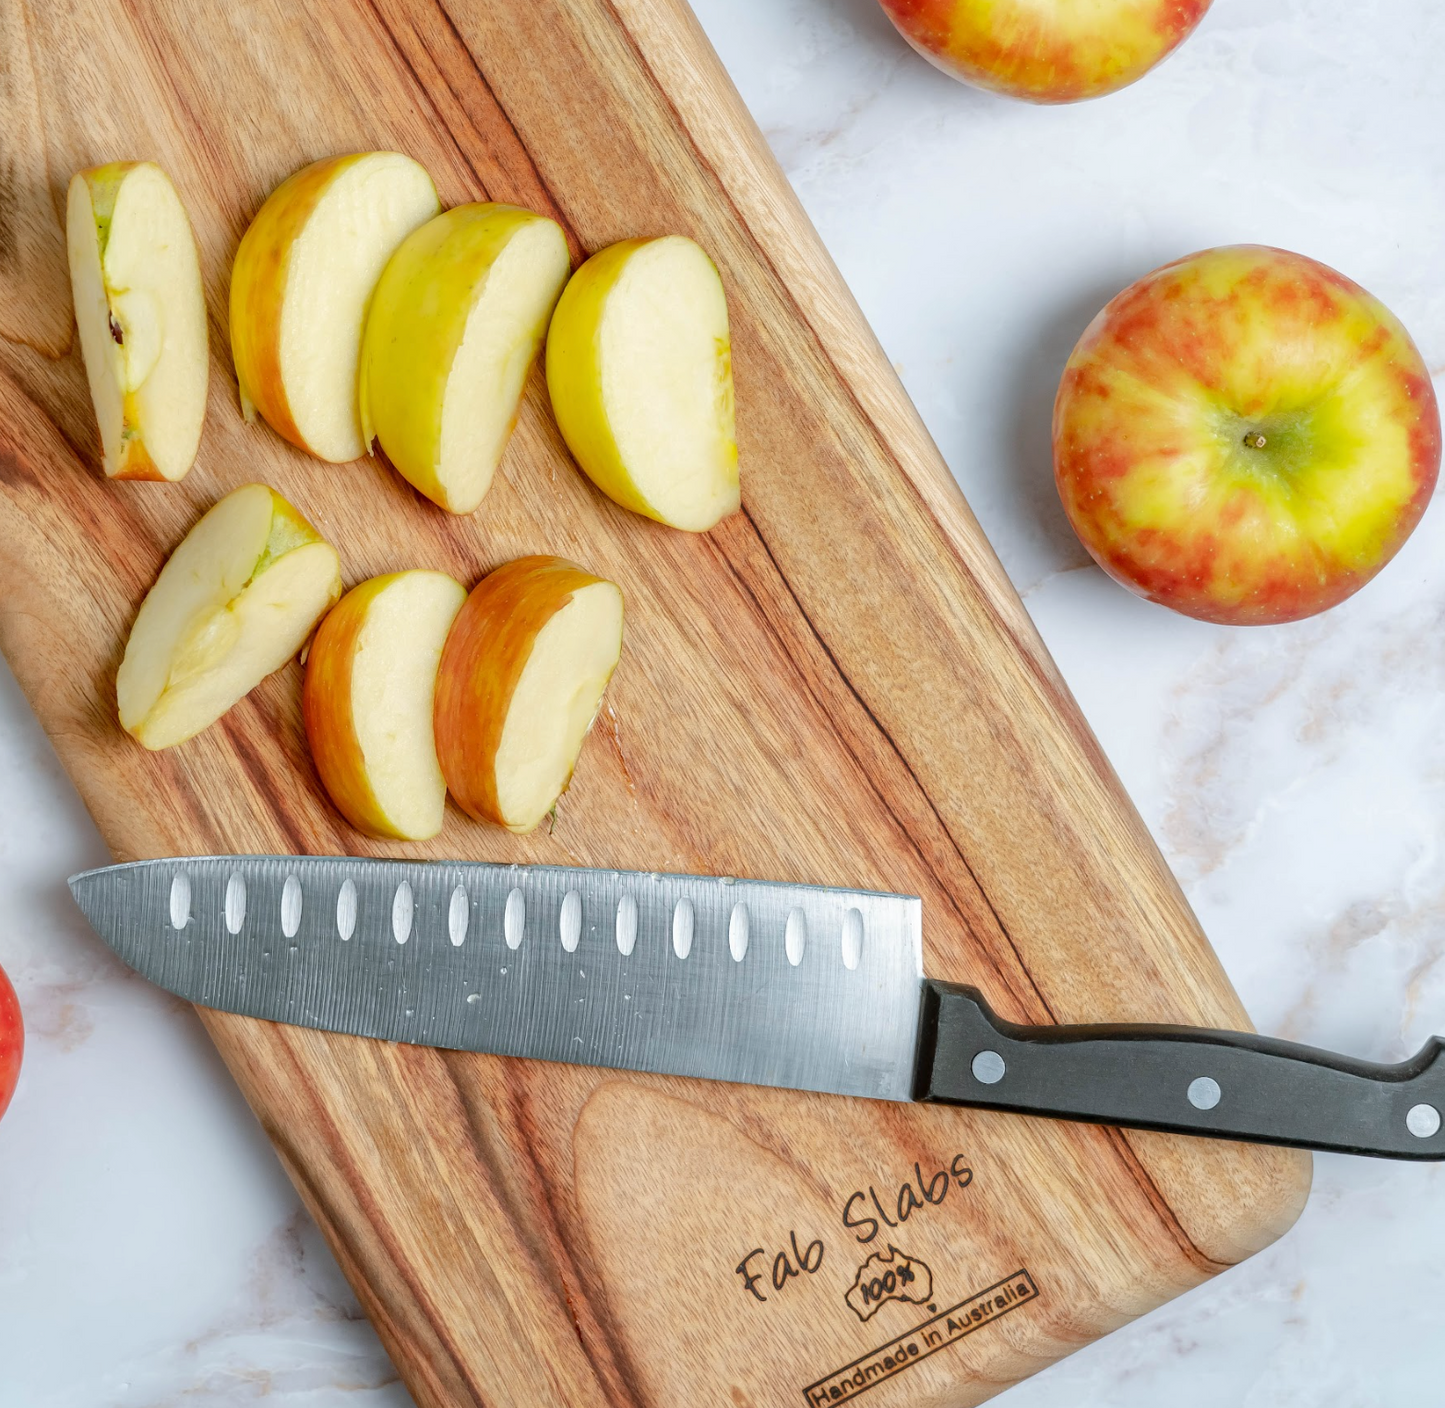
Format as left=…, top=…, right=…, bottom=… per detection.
left=1188, top=1076, right=1221, bottom=1110
left=971, top=1050, right=1006, bottom=1085
left=1407, top=1103, right=1441, bottom=1138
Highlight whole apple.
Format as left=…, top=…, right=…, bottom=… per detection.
left=1053, top=245, right=1441, bottom=626
left=876, top=0, right=1212, bottom=103
left=0, top=960, right=22, bottom=1123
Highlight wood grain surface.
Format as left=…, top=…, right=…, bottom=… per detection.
left=0, top=1, right=1311, bottom=1403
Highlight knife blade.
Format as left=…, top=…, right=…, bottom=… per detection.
left=70, top=855, right=1445, bottom=1160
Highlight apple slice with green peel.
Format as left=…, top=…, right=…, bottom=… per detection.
left=546, top=235, right=739, bottom=532
left=434, top=556, right=624, bottom=834
left=230, top=152, right=439, bottom=463
left=303, top=571, right=467, bottom=841
left=360, top=203, right=570, bottom=514
left=118, top=483, right=342, bottom=750
left=66, top=161, right=208, bottom=481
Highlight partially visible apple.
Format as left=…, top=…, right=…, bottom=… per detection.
left=230, top=152, right=439, bottom=463
left=434, top=556, right=624, bottom=834
left=118, top=483, right=342, bottom=749
left=877, top=0, right=1212, bottom=104
left=360, top=203, right=570, bottom=514
left=67, top=161, right=208, bottom=480
left=0, top=960, right=21, bottom=1124
left=304, top=570, right=466, bottom=841
left=546, top=236, right=739, bottom=532
left=1053, top=245, right=1441, bottom=626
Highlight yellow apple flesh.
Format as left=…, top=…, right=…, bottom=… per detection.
left=117, top=483, right=341, bottom=749
left=67, top=161, right=208, bottom=481
left=303, top=570, right=466, bottom=841
left=230, top=152, right=439, bottom=463
left=360, top=203, right=570, bottom=514
left=545, top=236, right=739, bottom=532
left=434, top=556, right=624, bottom=833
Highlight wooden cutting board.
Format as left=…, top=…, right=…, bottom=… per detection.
left=0, top=1, right=1311, bottom=1403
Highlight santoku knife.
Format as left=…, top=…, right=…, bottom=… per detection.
left=69, top=855, right=1445, bottom=1160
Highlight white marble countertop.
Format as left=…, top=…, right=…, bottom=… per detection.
left=3, top=0, right=1443, bottom=1402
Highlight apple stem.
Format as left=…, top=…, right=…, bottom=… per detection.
left=1243, top=432, right=1267, bottom=449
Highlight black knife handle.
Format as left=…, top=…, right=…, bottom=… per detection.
left=914, top=981, right=1445, bottom=1160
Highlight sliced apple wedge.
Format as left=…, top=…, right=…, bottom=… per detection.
left=434, top=557, right=624, bottom=833
left=359, top=203, right=570, bottom=514
left=545, top=235, right=739, bottom=532
left=67, top=161, right=208, bottom=481
left=303, top=570, right=466, bottom=841
left=117, top=483, right=342, bottom=750
left=230, top=152, right=439, bottom=463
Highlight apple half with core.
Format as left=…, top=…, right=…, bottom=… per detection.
left=1054, top=245, right=1441, bottom=626
left=230, top=152, right=439, bottom=462
left=118, top=483, right=342, bottom=749
left=67, top=161, right=208, bottom=481
left=360, top=203, right=570, bottom=514
left=877, top=0, right=1213, bottom=104
left=304, top=571, right=466, bottom=841
left=435, top=557, right=624, bottom=834
left=546, top=235, right=738, bottom=532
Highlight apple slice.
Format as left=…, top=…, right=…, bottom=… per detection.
left=303, top=571, right=466, bottom=841
left=359, top=203, right=570, bottom=514
left=230, top=152, right=439, bottom=463
left=117, top=483, right=341, bottom=750
left=66, top=161, right=208, bottom=481
left=434, top=557, right=624, bottom=833
left=545, top=235, right=739, bottom=531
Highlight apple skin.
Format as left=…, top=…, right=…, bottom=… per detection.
left=0, top=961, right=22, bottom=1123
left=434, top=556, right=620, bottom=831
left=546, top=239, right=662, bottom=522
left=304, top=573, right=400, bottom=839
left=229, top=156, right=348, bottom=450
left=877, top=0, right=1212, bottom=104
left=1053, top=245, right=1441, bottom=626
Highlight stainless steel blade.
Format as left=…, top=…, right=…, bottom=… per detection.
left=69, top=857, right=924, bottom=1101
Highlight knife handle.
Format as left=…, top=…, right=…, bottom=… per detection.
left=914, top=981, right=1445, bottom=1160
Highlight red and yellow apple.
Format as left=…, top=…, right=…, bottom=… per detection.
left=1053, top=245, right=1441, bottom=626
left=230, top=152, right=439, bottom=463
left=0, top=960, right=21, bottom=1124
left=877, top=0, right=1212, bottom=104
left=434, top=556, right=624, bottom=833
left=304, top=570, right=466, bottom=841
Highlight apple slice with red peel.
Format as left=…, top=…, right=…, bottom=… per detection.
left=546, top=235, right=739, bottom=532
left=118, top=483, right=341, bottom=750
left=230, top=152, right=439, bottom=463
left=304, top=571, right=466, bottom=841
left=67, top=161, right=208, bottom=481
left=435, top=556, right=624, bottom=834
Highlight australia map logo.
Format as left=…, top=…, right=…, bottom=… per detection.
left=844, top=1244, right=933, bottom=1321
